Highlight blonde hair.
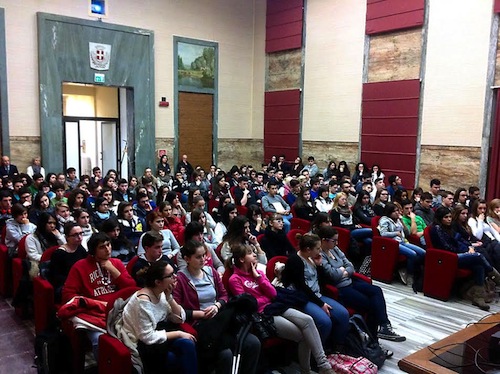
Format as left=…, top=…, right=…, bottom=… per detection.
left=55, top=201, right=69, bottom=211
left=268, top=213, right=283, bottom=223
left=488, top=198, right=500, bottom=219
left=332, top=192, right=348, bottom=210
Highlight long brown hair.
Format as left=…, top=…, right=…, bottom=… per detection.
left=452, top=204, right=472, bottom=235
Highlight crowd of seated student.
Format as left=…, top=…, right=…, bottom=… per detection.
left=6, top=153, right=500, bottom=369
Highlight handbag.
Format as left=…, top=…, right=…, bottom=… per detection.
left=344, top=314, right=385, bottom=368
left=358, top=255, right=371, bottom=277
left=250, top=313, right=277, bottom=341
left=327, top=353, right=378, bottom=374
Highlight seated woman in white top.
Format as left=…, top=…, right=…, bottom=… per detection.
left=137, top=211, right=180, bottom=259
left=122, top=260, right=197, bottom=374
left=213, top=203, right=238, bottom=245
left=25, top=212, right=66, bottom=279
left=469, top=199, right=500, bottom=242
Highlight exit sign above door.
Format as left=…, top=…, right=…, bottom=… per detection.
left=94, top=73, right=105, bottom=83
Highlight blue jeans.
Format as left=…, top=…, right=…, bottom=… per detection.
left=351, top=228, right=373, bottom=248
left=86, top=330, right=102, bottom=361
left=303, top=296, right=350, bottom=344
left=282, top=213, right=293, bottom=233
left=337, top=278, right=388, bottom=337
left=398, top=242, right=426, bottom=273
left=457, top=252, right=492, bottom=285
left=138, top=337, right=197, bottom=373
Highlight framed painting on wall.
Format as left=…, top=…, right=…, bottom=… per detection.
left=177, top=41, right=215, bottom=90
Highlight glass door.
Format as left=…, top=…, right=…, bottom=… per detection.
left=63, top=117, right=122, bottom=178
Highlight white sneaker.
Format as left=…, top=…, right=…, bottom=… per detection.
left=398, top=268, right=407, bottom=285
left=406, top=274, right=414, bottom=287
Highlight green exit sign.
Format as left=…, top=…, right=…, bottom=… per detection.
left=94, top=73, right=105, bottom=83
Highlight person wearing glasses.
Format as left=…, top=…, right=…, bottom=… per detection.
left=317, top=226, right=405, bottom=351
left=122, top=260, right=197, bottom=374
left=48, top=222, right=88, bottom=302
left=372, top=188, right=390, bottom=216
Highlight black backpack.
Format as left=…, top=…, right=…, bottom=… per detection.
left=34, top=329, right=72, bottom=374
left=344, top=314, right=386, bottom=369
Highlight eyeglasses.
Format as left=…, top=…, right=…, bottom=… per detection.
left=68, top=232, right=84, bottom=238
left=324, top=238, right=338, bottom=243
left=162, top=272, right=177, bottom=279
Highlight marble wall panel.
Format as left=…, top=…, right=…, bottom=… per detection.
left=38, top=13, right=154, bottom=176
left=266, top=49, right=302, bottom=91
left=302, top=141, right=359, bottom=174
left=495, top=25, right=500, bottom=86
left=217, top=138, right=264, bottom=172
left=10, top=136, right=41, bottom=173
left=368, top=28, right=422, bottom=83
left=418, top=145, right=481, bottom=192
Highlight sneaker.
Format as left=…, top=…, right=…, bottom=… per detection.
left=406, top=274, right=414, bottom=287
left=398, top=268, right=407, bottom=285
left=381, top=346, right=394, bottom=359
left=378, top=323, right=406, bottom=342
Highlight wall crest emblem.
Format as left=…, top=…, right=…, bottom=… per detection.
left=89, top=42, right=112, bottom=71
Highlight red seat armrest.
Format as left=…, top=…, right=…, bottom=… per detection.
left=33, top=276, right=55, bottom=333
left=352, top=272, right=372, bottom=284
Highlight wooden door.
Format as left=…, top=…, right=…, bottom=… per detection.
left=178, top=92, right=213, bottom=171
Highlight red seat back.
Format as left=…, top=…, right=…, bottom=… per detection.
left=290, top=217, right=311, bottom=231
left=286, top=229, right=305, bottom=250
left=256, top=234, right=265, bottom=246
left=222, top=266, right=233, bottom=294
left=266, top=255, right=288, bottom=282
left=1, top=226, right=6, bottom=245
left=371, top=216, right=381, bottom=236
left=40, top=245, right=60, bottom=262
left=215, top=242, right=224, bottom=262
left=423, top=226, right=433, bottom=248
left=126, top=256, right=139, bottom=276
left=333, top=227, right=351, bottom=254
left=236, top=205, right=248, bottom=216
left=17, top=235, right=28, bottom=259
